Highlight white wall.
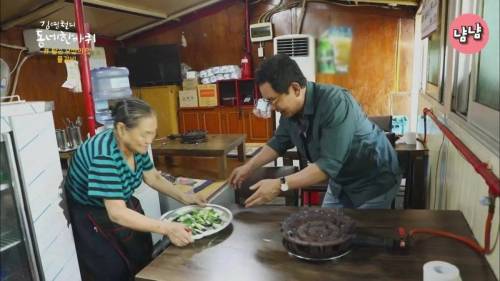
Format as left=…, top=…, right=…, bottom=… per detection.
left=414, top=0, right=499, bottom=277
left=419, top=93, right=500, bottom=279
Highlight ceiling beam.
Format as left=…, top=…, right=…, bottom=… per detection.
left=116, top=0, right=222, bottom=40
left=82, top=0, right=167, bottom=19
left=1, top=0, right=66, bottom=30
left=340, top=0, right=418, bottom=6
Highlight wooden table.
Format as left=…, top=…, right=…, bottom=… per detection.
left=283, top=142, right=429, bottom=208
left=152, top=134, right=246, bottom=179
left=136, top=206, right=496, bottom=281
left=395, top=141, right=429, bottom=208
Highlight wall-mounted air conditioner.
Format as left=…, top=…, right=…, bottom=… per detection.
left=23, top=29, right=94, bottom=54
left=273, top=34, right=316, bottom=82
left=272, top=34, right=316, bottom=168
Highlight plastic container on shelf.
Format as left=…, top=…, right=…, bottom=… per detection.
left=91, top=67, right=132, bottom=126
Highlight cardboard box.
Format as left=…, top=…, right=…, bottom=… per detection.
left=179, top=90, right=198, bottom=108
left=182, top=78, right=199, bottom=90
left=197, top=84, right=218, bottom=107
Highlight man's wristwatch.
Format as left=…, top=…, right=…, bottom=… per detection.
left=280, top=176, right=289, bottom=192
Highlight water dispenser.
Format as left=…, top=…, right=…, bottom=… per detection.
left=91, top=67, right=132, bottom=127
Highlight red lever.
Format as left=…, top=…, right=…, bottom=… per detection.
left=397, top=227, right=407, bottom=248
left=398, top=227, right=406, bottom=237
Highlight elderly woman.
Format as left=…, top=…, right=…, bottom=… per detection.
left=65, top=98, right=204, bottom=280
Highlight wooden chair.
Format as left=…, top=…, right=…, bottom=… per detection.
left=235, top=166, right=299, bottom=206
left=282, top=151, right=327, bottom=206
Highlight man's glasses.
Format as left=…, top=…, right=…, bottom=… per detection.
left=261, top=95, right=281, bottom=105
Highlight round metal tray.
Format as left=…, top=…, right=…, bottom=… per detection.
left=160, top=204, right=233, bottom=240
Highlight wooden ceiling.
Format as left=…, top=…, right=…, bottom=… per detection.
left=0, top=0, right=419, bottom=40
left=0, top=0, right=222, bottom=39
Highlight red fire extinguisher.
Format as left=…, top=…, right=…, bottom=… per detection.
left=241, top=0, right=253, bottom=79
left=241, top=52, right=253, bottom=79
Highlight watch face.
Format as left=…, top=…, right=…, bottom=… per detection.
left=280, top=183, right=288, bottom=192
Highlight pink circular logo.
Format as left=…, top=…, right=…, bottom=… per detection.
left=449, top=13, right=489, bottom=54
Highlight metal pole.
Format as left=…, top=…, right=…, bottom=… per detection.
left=74, top=0, right=96, bottom=136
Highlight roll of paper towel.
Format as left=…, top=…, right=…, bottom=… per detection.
left=423, top=261, right=461, bottom=281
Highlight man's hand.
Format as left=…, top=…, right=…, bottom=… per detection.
left=244, top=178, right=281, bottom=208
left=228, top=164, right=253, bottom=189
left=181, top=192, right=207, bottom=206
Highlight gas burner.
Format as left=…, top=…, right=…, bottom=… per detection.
left=180, top=137, right=208, bottom=144
left=281, top=208, right=356, bottom=261
left=168, top=130, right=208, bottom=144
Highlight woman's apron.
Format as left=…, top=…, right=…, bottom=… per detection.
left=69, top=196, right=153, bottom=276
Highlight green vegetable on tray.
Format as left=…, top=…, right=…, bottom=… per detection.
left=174, top=207, right=223, bottom=235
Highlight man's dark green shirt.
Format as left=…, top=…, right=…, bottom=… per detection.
left=267, top=82, right=401, bottom=207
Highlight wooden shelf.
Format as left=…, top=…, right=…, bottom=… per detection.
left=217, top=79, right=260, bottom=107
left=178, top=107, right=273, bottom=143
left=177, top=79, right=270, bottom=142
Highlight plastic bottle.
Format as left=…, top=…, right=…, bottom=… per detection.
left=91, top=67, right=132, bottom=126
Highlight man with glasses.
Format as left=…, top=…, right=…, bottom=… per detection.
left=229, top=54, right=401, bottom=209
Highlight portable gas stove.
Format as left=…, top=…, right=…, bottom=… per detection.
left=281, top=209, right=410, bottom=262
left=168, top=130, right=208, bottom=144
left=281, top=208, right=356, bottom=261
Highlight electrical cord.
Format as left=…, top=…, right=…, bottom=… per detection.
left=9, top=49, right=27, bottom=75
left=433, top=134, right=445, bottom=209
left=0, top=43, right=27, bottom=50
left=257, top=0, right=403, bottom=26
left=310, top=0, right=399, bottom=8
left=297, top=0, right=307, bottom=34
left=266, top=1, right=287, bottom=22
left=440, top=140, right=449, bottom=209
left=1, top=42, right=31, bottom=97
left=258, top=0, right=284, bottom=22
left=267, top=2, right=301, bottom=23
left=10, top=54, right=34, bottom=97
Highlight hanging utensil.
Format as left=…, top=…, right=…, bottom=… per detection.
left=75, top=116, right=82, bottom=127
left=66, top=117, right=73, bottom=128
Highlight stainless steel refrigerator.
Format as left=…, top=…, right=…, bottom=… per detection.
left=0, top=100, right=81, bottom=281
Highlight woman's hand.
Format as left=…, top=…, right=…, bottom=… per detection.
left=162, top=222, right=193, bottom=247
left=181, top=192, right=207, bottom=206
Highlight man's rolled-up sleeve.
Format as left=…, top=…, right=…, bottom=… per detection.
left=267, top=118, right=294, bottom=155
left=315, top=95, right=357, bottom=179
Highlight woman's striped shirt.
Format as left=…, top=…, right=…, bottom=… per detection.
left=65, top=129, right=153, bottom=207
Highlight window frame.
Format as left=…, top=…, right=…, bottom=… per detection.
left=424, top=0, right=448, bottom=103
left=466, top=0, right=500, bottom=141
left=450, top=0, right=476, bottom=118
left=420, top=0, right=499, bottom=156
